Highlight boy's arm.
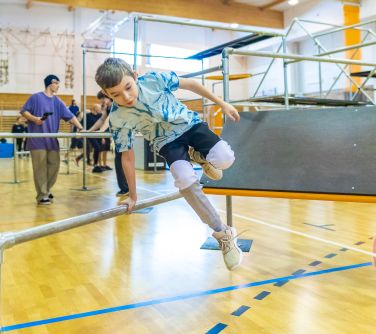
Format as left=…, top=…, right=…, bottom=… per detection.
left=179, top=78, right=240, bottom=122
left=120, top=149, right=137, bottom=211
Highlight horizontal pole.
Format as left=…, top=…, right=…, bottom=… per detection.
left=228, top=48, right=376, bottom=67
left=287, top=40, right=376, bottom=64
left=0, top=132, right=112, bottom=139
left=180, top=65, right=222, bottom=78
left=137, top=15, right=284, bottom=36
left=297, top=18, right=369, bottom=32
left=83, top=48, right=190, bottom=60
left=313, top=18, right=376, bottom=38
left=1, top=192, right=182, bottom=250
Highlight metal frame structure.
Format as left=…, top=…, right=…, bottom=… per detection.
left=0, top=191, right=181, bottom=333
left=251, top=18, right=376, bottom=106
left=0, top=132, right=111, bottom=185
left=220, top=47, right=376, bottom=226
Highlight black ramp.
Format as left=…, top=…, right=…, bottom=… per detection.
left=202, top=107, right=376, bottom=195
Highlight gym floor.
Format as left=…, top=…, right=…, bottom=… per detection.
left=1, top=155, right=375, bottom=333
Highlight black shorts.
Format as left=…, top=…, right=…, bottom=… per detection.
left=70, top=138, right=83, bottom=149
left=159, top=122, right=220, bottom=167
left=101, top=138, right=111, bottom=151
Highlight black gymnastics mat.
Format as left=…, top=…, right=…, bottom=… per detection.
left=202, top=107, right=376, bottom=195
left=201, top=237, right=253, bottom=252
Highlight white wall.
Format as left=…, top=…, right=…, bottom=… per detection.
left=0, top=1, right=249, bottom=103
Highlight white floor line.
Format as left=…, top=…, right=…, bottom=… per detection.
left=67, top=164, right=169, bottom=195
left=218, top=209, right=376, bottom=258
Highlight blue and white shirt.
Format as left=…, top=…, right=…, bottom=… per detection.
left=109, top=71, right=202, bottom=153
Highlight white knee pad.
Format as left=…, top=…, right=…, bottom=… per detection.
left=170, top=160, right=198, bottom=190
left=206, top=140, right=235, bottom=170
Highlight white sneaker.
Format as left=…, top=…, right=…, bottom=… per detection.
left=213, top=227, right=243, bottom=270
left=188, top=147, right=222, bottom=180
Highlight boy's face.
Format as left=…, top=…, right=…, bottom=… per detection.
left=105, top=75, right=138, bottom=107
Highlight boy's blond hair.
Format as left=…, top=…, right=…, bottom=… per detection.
left=95, top=58, right=134, bottom=90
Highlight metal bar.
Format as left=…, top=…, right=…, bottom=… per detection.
left=12, top=138, right=18, bottom=183
left=137, top=15, right=284, bottom=36
left=287, top=40, right=376, bottom=64
left=313, top=18, right=376, bottom=38
left=351, top=67, right=376, bottom=100
left=180, top=65, right=222, bottom=78
left=221, top=48, right=233, bottom=227
left=318, top=45, right=323, bottom=97
left=133, top=16, right=138, bottom=71
left=82, top=49, right=88, bottom=190
left=294, top=20, right=375, bottom=104
left=201, top=59, right=206, bottom=121
left=252, top=20, right=296, bottom=98
left=0, top=192, right=182, bottom=250
left=297, top=18, right=370, bottom=33
left=325, top=31, right=370, bottom=98
left=85, top=49, right=192, bottom=60
left=229, top=48, right=376, bottom=67
left=0, top=133, right=111, bottom=138
left=282, top=37, right=289, bottom=108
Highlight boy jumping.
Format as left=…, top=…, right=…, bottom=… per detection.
left=95, top=58, right=242, bottom=270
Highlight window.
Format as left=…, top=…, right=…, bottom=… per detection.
left=147, top=44, right=205, bottom=73
left=112, top=38, right=142, bottom=66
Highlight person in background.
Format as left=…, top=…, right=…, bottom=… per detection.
left=68, top=99, right=79, bottom=116
left=21, top=74, right=83, bottom=205
left=87, top=91, right=129, bottom=196
left=11, top=116, right=27, bottom=153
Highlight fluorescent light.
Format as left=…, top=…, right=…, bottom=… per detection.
left=230, top=23, right=239, bottom=28
left=288, top=0, right=299, bottom=5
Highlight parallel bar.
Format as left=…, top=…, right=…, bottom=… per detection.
left=0, top=132, right=111, bottom=138
left=180, top=65, right=222, bottom=78
left=137, top=15, right=284, bottom=36
left=287, top=40, right=376, bottom=64
left=0, top=192, right=182, bottom=250
left=313, top=18, right=376, bottom=38
left=228, top=48, right=376, bottom=67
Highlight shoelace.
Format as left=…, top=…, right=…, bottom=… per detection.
left=218, top=229, right=249, bottom=253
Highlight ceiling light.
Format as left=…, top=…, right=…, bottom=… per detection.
left=288, top=0, right=299, bottom=5
left=230, top=23, right=239, bottom=28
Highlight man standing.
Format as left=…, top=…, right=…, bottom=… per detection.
left=21, top=74, right=83, bottom=205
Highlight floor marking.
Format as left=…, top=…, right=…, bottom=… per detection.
left=273, top=280, right=289, bottom=287
left=1, top=262, right=371, bottom=332
left=206, top=323, right=228, bottom=334
left=291, top=269, right=306, bottom=275
left=324, top=253, right=337, bottom=259
left=254, top=291, right=271, bottom=300
left=303, top=223, right=335, bottom=231
left=231, top=305, right=250, bottom=316
left=309, top=261, right=322, bottom=266
left=219, top=210, right=376, bottom=258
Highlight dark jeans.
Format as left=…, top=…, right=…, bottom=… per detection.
left=115, top=150, right=129, bottom=192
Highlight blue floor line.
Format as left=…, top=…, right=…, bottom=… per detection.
left=1, top=262, right=372, bottom=332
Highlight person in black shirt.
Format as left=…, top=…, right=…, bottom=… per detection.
left=68, top=99, right=79, bottom=116
left=11, top=116, right=27, bottom=152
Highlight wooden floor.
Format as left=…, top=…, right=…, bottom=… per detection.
left=0, top=154, right=376, bottom=333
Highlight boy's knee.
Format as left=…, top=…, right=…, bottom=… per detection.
left=170, top=160, right=198, bottom=190
left=206, top=140, right=235, bottom=170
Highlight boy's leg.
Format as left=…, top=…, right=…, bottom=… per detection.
left=159, top=138, right=242, bottom=270
left=188, top=123, right=235, bottom=179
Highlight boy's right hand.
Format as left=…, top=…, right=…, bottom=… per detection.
left=120, top=196, right=137, bottom=212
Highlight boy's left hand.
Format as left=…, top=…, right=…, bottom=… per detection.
left=221, top=102, right=240, bottom=122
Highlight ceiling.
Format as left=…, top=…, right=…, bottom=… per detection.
left=234, top=0, right=313, bottom=11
